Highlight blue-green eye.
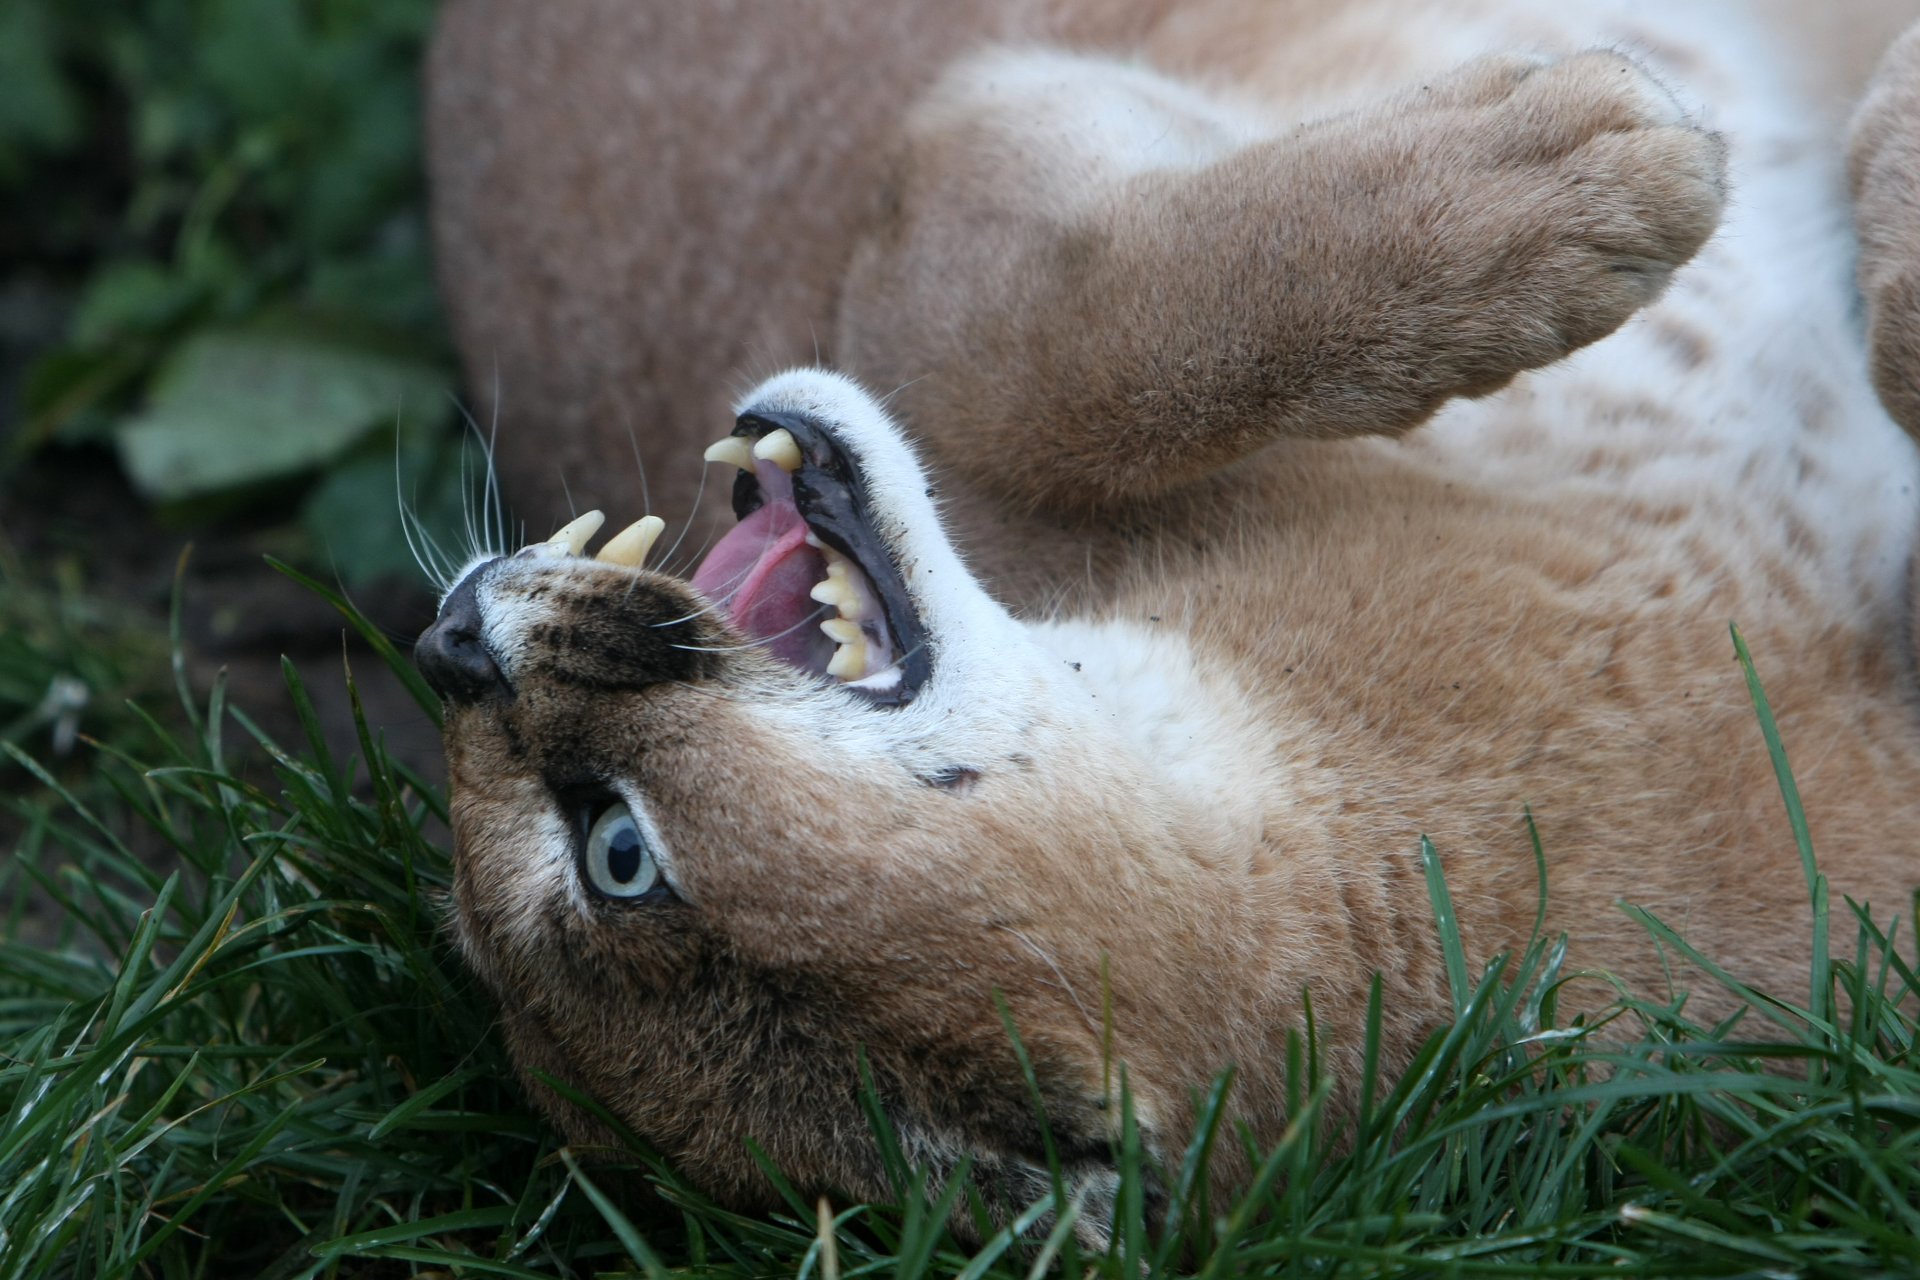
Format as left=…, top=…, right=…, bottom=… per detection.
left=584, top=802, right=661, bottom=899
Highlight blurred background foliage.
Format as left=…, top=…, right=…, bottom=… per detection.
left=0, top=0, right=478, bottom=779
left=0, top=0, right=470, bottom=585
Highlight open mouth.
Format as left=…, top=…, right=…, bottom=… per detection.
left=687, top=412, right=929, bottom=705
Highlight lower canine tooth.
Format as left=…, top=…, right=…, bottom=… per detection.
left=703, top=437, right=755, bottom=470
left=826, top=639, right=867, bottom=680
left=752, top=428, right=802, bottom=472
left=597, top=515, right=666, bottom=567
left=546, top=510, right=606, bottom=556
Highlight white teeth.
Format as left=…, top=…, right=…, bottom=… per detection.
left=596, top=515, right=666, bottom=567
left=703, top=437, right=755, bottom=470
left=813, top=551, right=863, bottom=616
left=826, top=636, right=868, bottom=680
left=697, top=425, right=881, bottom=684
left=820, top=617, right=863, bottom=646
left=752, top=428, right=802, bottom=472
left=812, top=548, right=872, bottom=681
left=544, top=510, right=606, bottom=556
left=809, top=578, right=861, bottom=617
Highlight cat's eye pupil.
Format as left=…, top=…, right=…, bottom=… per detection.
left=581, top=800, right=665, bottom=901
left=605, top=825, right=642, bottom=883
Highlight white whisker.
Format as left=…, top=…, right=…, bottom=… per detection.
left=660, top=517, right=725, bottom=581
left=445, top=384, right=514, bottom=567
left=650, top=591, right=737, bottom=628
left=395, top=422, right=445, bottom=593
left=485, top=361, right=506, bottom=555
left=620, top=402, right=653, bottom=522
left=669, top=604, right=830, bottom=653
left=878, top=374, right=929, bottom=408
left=647, top=513, right=788, bottom=626
left=658, top=465, right=712, bottom=571
left=853, top=636, right=928, bottom=685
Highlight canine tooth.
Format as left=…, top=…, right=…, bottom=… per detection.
left=703, top=437, right=755, bottom=470
left=821, top=617, right=862, bottom=645
left=597, top=515, right=666, bottom=567
left=826, top=638, right=868, bottom=680
left=752, top=428, right=802, bottom=472
left=546, top=510, right=606, bottom=556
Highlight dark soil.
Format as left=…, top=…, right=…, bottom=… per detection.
left=5, top=444, right=446, bottom=774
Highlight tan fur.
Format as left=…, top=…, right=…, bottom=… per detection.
left=1851, top=22, right=1920, bottom=440
left=424, top=0, right=1920, bottom=1230
left=839, top=49, right=1724, bottom=513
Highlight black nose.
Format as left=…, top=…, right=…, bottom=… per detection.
left=416, top=571, right=506, bottom=704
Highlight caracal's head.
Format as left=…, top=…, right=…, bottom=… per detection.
left=418, top=370, right=1248, bottom=1223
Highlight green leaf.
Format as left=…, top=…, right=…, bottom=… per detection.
left=0, top=3, right=83, bottom=166
left=301, top=429, right=469, bottom=588
left=306, top=250, right=441, bottom=336
left=70, top=259, right=201, bottom=347
left=195, top=0, right=309, bottom=123
left=17, top=347, right=147, bottom=449
left=113, top=319, right=449, bottom=503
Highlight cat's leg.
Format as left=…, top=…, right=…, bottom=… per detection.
left=839, top=49, right=1725, bottom=512
left=1849, top=22, right=1920, bottom=438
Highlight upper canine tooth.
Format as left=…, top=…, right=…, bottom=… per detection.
left=820, top=617, right=863, bottom=645
left=752, top=428, right=802, bottom=472
left=597, top=515, right=666, bottom=567
left=703, top=437, right=755, bottom=470
left=546, top=510, right=606, bottom=556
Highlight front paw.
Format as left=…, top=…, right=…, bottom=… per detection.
left=1850, top=24, right=1920, bottom=438
left=1362, top=50, right=1728, bottom=386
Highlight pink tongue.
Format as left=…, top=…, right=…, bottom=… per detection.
left=690, top=501, right=828, bottom=666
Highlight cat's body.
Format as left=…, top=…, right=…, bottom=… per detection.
left=421, top=0, right=1920, bottom=1224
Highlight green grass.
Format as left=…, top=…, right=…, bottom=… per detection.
left=2, top=592, right=1917, bottom=1277
left=0, top=540, right=172, bottom=813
